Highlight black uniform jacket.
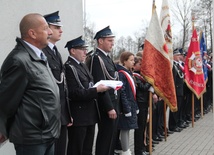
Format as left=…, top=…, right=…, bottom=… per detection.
left=173, top=61, right=184, bottom=96
left=88, top=49, right=120, bottom=113
left=43, top=46, right=71, bottom=125
left=64, top=57, right=99, bottom=126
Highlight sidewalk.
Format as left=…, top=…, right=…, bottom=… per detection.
left=1, top=111, right=213, bottom=155
left=129, top=111, right=214, bottom=155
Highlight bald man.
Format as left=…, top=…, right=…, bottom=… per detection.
left=0, top=13, right=60, bottom=155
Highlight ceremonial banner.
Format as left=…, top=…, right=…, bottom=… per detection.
left=160, top=0, right=173, bottom=67
left=141, top=6, right=177, bottom=112
left=184, top=29, right=206, bottom=99
left=199, top=31, right=208, bottom=82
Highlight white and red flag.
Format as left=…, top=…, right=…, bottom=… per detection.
left=141, top=5, right=177, bottom=112
left=160, top=0, right=173, bottom=67
left=184, top=29, right=206, bottom=99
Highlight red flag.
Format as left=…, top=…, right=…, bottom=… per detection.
left=141, top=6, right=177, bottom=112
left=184, top=29, right=206, bottom=99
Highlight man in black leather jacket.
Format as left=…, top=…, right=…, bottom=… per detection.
left=0, top=13, right=60, bottom=155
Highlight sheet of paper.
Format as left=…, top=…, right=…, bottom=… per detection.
left=93, top=80, right=123, bottom=90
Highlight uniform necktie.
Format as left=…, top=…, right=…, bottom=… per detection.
left=53, top=46, right=58, bottom=55
left=79, top=62, right=84, bottom=67
left=107, top=55, right=111, bottom=59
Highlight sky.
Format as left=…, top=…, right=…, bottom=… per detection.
left=84, top=0, right=162, bottom=38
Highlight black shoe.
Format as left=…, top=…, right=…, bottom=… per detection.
left=142, top=151, right=150, bottom=155
left=173, top=127, right=182, bottom=132
left=185, top=120, right=191, bottom=124
left=195, top=114, right=201, bottom=118
left=167, top=130, right=174, bottom=134
left=114, top=150, right=122, bottom=155
left=183, top=122, right=189, bottom=127
left=194, top=117, right=199, bottom=121
left=157, top=133, right=165, bottom=138
left=178, top=123, right=186, bottom=129
left=187, top=118, right=192, bottom=121
left=152, top=140, right=159, bottom=144
left=153, top=136, right=163, bottom=142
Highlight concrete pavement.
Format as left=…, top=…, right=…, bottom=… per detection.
left=128, top=111, right=214, bottom=155
left=0, top=111, right=213, bottom=155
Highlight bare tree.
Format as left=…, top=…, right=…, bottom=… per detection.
left=170, top=0, right=198, bottom=50
left=196, top=0, right=213, bottom=53
left=114, top=36, right=127, bottom=60
left=83, top=13, right=96, bottom=51
left=134, top=20, right=148, bottom=51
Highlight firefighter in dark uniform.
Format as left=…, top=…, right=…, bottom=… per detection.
left=64, top=36, right=109, bottom=155
left=43, top=11, right=72, bottom=155
left=86, top=26, right=120, bottom=155
left=169, top=49, right=188, bottom=132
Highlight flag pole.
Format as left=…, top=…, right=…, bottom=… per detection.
left=191, top=10, right=195, bottom=33
left=152, top=0, right=156, bottom=13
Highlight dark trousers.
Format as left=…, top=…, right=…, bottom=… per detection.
left=134, top=107, right=148, bottom=155
left=177, top=96, right=184, bottom=125
left=152, top=104, right=158, bottom=137
left=169, top=107, right=177, bottom=130
left=184, top=89, right=192, bottom=120
left=157, top=100, right=164, bottom=134
left=67, top=125, right=95, bottom=155
left=55, top=125, right=67, bottom=155
left=194, top=96, right=200, bottom=115
left=169, top=96, right=183, bottom=129
left=114, top=129, right=122, bottom=150
left=15, top=141, right=55, bottom=155
left=95, top=113, right=118, bottom=155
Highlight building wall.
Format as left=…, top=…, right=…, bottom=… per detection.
left=212, top=0, right=214, bottom=106
left=0, top=0, right=83, bottom=65
left=0, top=0, right=83, bottom=153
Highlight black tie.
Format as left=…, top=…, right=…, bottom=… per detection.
left=107, top=55, right=111, bottom=59
left=79, top=62, right=84, bottom=67
left=53, top=46, right=58, bottom=55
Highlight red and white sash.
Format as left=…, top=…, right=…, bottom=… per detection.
left=119, top=70, right=136, bottom=100
left=133, top=72, right=145, bottom=83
